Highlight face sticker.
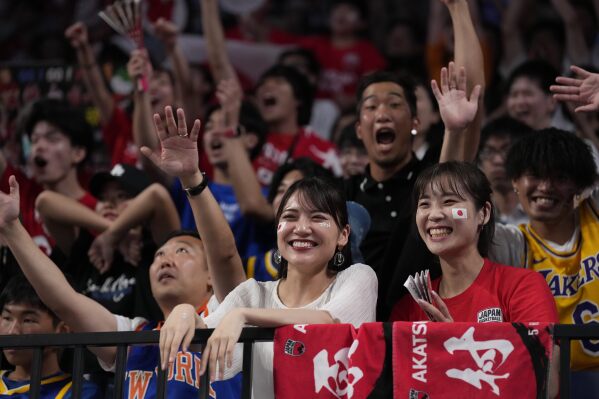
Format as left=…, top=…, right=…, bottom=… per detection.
left=317, top=221, right=332, bottom=228
left=452, top=208, right=468, bottom=219
left=277, top=222, right=287, bottom=232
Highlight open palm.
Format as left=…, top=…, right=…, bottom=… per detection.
left=432, top=62, right=481, bottom=132
left=141, top=106, right=201, bottom=178
left=551, top=65, right=599, bottom=113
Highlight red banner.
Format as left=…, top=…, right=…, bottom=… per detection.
left=273, top=322, right=553, bottom=399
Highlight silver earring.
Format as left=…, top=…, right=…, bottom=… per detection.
left=273, top=249, right=282, bottom=265
left=411, top=128, right=417, bottom=136
left=333, top=251, right=345, bottom=268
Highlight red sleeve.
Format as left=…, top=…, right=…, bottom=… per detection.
left=506, top=269, right=559, bottom=323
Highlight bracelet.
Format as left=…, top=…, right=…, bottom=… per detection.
left=184, top=173, right=208, bottom=198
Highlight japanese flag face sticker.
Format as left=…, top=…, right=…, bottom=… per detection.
left=452, top=208, right=468, bottom=219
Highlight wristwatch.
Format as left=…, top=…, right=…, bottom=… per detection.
left=184, top=173, right=208, bottom=197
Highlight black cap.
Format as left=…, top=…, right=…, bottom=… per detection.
left=90, top=164, right=151, bottom=199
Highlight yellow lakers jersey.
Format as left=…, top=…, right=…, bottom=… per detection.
left=520, top=198, right=599, bottom=370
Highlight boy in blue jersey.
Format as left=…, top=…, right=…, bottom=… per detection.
left=0, top=275, right=100, bottom=399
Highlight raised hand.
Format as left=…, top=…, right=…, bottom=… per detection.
left=432, top=61, right=481, bottom=133
left=88, top=229, right=118, bottom=274
left=140, top=106, right=201, bottom=178
left=65, top=22, right=89, bottom=49
left=216, top=79, right=243, bottom=129
left=0, top=176, right=20, bottom=231
left=153, top=18, right=178, bottom=53
left=551, top=65, right=599, bottom=113
left=127, top=49, right=152, bottom=82
left=417, top=291, right=454, bottom=322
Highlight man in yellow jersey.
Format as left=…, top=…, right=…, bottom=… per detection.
left=0, top=275, right=100, bottom=398
left=490, top=128, right=599, bottom=398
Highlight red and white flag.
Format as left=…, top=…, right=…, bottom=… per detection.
left=452, top=208, right=468, bottom=219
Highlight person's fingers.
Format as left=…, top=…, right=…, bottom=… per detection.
left=225, top=338, right=235, bottom=369
left=153, top=113, right=168, bottom=141
left=165, top=106, right=177, bottom=136
left=169, top=328, right=184, bottom=365
left=470, top=84, right=482, bottom=104
left=432, top=291, right=453, bottom=321
left=555, top=76, right=582, bottom=87
left=189, top=119, right=201, bottom=143
left=208, top=338, right=220, bottom=381
left=416, top=299, right=446, bottom=321
left=576, top=103, right=599, bottom=112
left=176, top=108, right=187, bottom=136
left=431, top=80, right=442, bottom=102
left=182, top=324, right=194, bottom=353
left=550, top=84, right=580, bottom=95
left=553, top=93, right=580, bottom=102
left=571, top=65, right=591, bottom=78
left=448, top=62, right=456, bottom=89
left=159, top=328, right=171, bottom=370
left=140, top=146, right=162, bottom=167
left=440, top=67, right=449, bottom=93
left=8, top=175, right=19, bottom=201
left=457, top=66, right=467, bottom=91
left=200, top=340, right=211, bottom=376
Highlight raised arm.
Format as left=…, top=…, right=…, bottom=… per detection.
left=200, top=0, right=237, bottom=84
left=0, top=176, right=117, bottom=365
left=551, top=0, right=591, bottom=66
left=65, top=22, right=115, bottom=124
left=498, top=0, right=534, bottom=77
left=35, top=190, right=110, bottom=254
left=444, top=0, right=485, bottom=161
left=141, top=106, right=246, bottom=302
left=216, top=79, right=273, bottom=222
left=88, top=183, right=181, bottom=273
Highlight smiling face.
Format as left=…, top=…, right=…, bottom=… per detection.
left=149, top=235, right=211, bottom=313
left=277, top=191, right=349, bottom=273
left=356, top=82, right=416, bottom=173
left=506, top=77, right=555, bottom=130
left=256, top=76, right=298, bottom=128
left=512, top=173, right=578, bottom=223
left=416, top=179, right=490, bottom=258
left=0, top=303, right=63, bottom=368
left=95, top=181, right=131, bottom=220
left=29, top=121, right=85, bottom=186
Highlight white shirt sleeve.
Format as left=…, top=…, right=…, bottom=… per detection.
left=97, top=315, right=147, bottom=372
left=320, top=263, right=378, bottom=327
left=489, top=224, right=527, bottom=267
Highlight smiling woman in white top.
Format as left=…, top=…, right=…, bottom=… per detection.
left=147, top=107, right=377, bottom=398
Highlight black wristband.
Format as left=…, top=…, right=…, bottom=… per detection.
left=184, top=173, right=208, bottom=197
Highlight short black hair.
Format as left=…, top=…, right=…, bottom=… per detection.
left=278, top=48, right=321, bottom=81
left=414, top=161, right=495, bottom=257
left=275, top=176, right=351, bottom=278
left=0, top=275, right=60, bottom=326
left=525, top=18, right=566, bottom=53
left=336, top=124, right=365, bottom=151
left=24, top=98, right=94, bottom=161
left=204, top=100, right=268, bottom=160
left=479, top=117, right=533, bottom=151
left=356, top=70, right=417, bottom=117
left=505, top=60, right=559, bottom=96
left=506, top=128, right=597, bottom=190
left=159, top=230, right=202, bottom=247
left=267, top=158, right=334, bottom=203
left=256, top=65, right=314, bottom=126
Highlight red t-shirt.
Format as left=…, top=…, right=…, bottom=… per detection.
left=299, top=36, right=387, bottom=99
left=102, top=106, right=139, bottom=166
left=390, top=258, right=559, bottom=323
left=252, top=127, right=341, bottom=186
left=1, top=165, right=97, bottom=256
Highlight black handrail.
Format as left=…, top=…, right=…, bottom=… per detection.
left=0, top=325, right=597, bottom=399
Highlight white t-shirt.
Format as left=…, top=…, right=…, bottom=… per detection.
left=203, top=263, right=377, bottom=399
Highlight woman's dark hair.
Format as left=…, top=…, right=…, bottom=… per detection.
left=0, top=275, right=60, bottom=326
left=267, top=158, right=334, bottom=203
left=413, top=162, right=495, bottom=257
left=274, top=177, right=351, bottom=278
left=506, top=128, right=597, bottom=190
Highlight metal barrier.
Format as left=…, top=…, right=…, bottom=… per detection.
left=0, top=324, right=597, bottom=399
